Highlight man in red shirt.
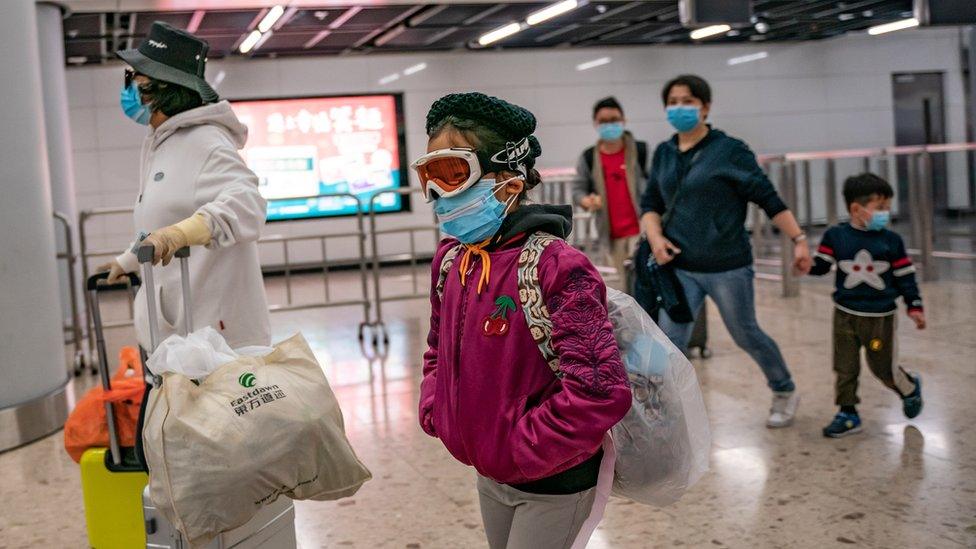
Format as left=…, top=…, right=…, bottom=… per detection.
left=572, top=97, right=648, bottom=281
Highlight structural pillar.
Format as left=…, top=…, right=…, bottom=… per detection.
left=37, top=2, right=83, bottom=351
left=0, top=0, right=70, bottom=452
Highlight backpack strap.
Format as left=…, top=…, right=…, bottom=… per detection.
left=636, top=140, right=648, bottom=179
left=516, top=232, right=562, bottom=377
left=435, top=243, right=464, bottom=301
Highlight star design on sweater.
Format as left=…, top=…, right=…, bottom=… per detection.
left=838, top=249, right=890, bottom=290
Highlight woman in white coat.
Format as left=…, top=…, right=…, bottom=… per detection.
left=101, top=22, right=270, bottom=351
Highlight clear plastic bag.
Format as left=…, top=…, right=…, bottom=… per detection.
left=606, top=288, right=711, bottom=506
left=147, top=326, right=238, bottom=380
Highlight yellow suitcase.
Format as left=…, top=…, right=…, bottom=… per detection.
left=80, top=271, right=148, bottom=548
left=80, top=448, right=148, bottom=548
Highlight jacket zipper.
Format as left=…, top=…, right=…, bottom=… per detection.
left=452, top=254, right=477, bottom=462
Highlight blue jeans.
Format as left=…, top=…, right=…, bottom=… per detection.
left=659, top=265, right=796, bottom=393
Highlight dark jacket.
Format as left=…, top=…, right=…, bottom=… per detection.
left=809, top=223, right=923, bottom=315
left=640, top=128, right=788, bottom=273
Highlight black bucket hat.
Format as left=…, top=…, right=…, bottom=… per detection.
left=117, top=21, right=219, bottom=103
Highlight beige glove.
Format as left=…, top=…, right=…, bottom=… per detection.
left=142, top=214, right=212, bottom=266
left=96, top=260, right=128, bottom=284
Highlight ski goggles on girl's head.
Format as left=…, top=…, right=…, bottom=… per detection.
left=411, top=148, right=482, bottom=202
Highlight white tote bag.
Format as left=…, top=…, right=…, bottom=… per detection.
left=142, top=333, right=371, bottom=547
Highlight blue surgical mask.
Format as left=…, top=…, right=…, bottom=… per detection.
left=867, top=210, right=890, bottom=231
left=434, top=179, right=516, bottom=244
left=666, top=105, right=700, bottom=133
left=120, top=82, right=151, bottom=125
left=598, top=122, right=625, bottom=141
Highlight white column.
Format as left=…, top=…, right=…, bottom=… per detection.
left=37, top=2, right=82, bottom=340
left=0, top=0, right=69, bottom=451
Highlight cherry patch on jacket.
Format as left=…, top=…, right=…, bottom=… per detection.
left=483, top=295, right=516, bottom=337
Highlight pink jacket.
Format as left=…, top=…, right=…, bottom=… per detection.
left=419, top=236, right=631, bottom=484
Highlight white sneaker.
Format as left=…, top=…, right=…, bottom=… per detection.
left=767, top=391, right=800, bottom=428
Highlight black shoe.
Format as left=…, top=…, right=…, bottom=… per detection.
left=903, top=374, right=923, bottom=419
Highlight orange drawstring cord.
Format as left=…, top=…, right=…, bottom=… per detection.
left=458, top=238, right=493, bottom=294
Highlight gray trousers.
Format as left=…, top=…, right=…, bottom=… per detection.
left=477, top=475, right=596, bottom=549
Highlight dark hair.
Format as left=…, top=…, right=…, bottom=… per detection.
left=592, top=96, right=624, bottom=119
left=843, top=173, right=894, bottom=207
left=661, top=74, right=712, bottom=106
left=138, top=77, right=204, bottom=117
left=430, top=115, right=542, bottom=196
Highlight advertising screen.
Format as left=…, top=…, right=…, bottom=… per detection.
left=230, top=94, right=408, bottom=222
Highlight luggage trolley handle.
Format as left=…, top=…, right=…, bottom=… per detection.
left=86, top=271, right=141, bottom=466
left=137, top=244, right=193, bottom=354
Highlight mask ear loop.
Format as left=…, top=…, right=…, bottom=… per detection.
left=491, top=176, right=523, bottom=216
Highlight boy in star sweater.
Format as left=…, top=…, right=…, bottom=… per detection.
left=809, top=173, right=925, bottom=438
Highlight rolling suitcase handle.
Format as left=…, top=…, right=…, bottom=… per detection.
left=137, top=244, right=193, bottom=354
left=86, top=271, right=141, bottom=466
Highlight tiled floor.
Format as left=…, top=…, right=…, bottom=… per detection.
left=1, top=270, right=975, bottom=548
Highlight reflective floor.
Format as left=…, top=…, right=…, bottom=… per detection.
left=2, top=270, right=975, bottom=548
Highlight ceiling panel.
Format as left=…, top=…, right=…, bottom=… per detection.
left=196, top=10, right=261, bottom=33
left=283, top=8, right=344, bottom=30
left=133, top=11, right=193, bottom=34
left=63, top=1, right=916, bottom=66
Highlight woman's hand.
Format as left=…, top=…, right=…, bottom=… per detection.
left=96, top=260, right=127, bottom=284
left=141, top=225, right=190, bottom=266
left=650, top=236, right=681, bottom=265
left=793, top=241, right=812, bottom=275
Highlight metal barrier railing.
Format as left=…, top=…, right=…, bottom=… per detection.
left=67, top=142, right=975, bottom=357
left=363, top=187, right=438, bottom=346
left=777, top=142, right=976, bottom=283
left=77, top=193, right=377, bottom=366
left=53, top=211, right=86, bottom=374
left=531, top=170, right=611, bottom=273
left=259, top=193, right=371, bottom=332
left=78, top=206, right=138, bottom=369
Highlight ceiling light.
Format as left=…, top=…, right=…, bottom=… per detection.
left=378, top=73, right=400, bottom=85
left=254, top=30, right=274, bottom=50
left=403, top=62, right=427, bottom=75
left=838, top=13, right=855, bottom=21
left=576, top=57, right=611, bottom=71
left=187, top=10, right=206, bottom=33
left=314, top=11, right=329, bottom=20
left=596, top=5, right=607, bottom=14
left=67, top=56, right=87, bottom=64
left=329, top=7, right=362, bottom=29
left=258, top=5, right=284, bottom=33
left=690, top=24, right=731, bottom=40
left=867, top=17, right=918, bottom=35
left=726, top=29, right=741, bottom=37
left=478, top=23, right=522, bottom=46
left=727, top=51, right=768, bottom=65
left=304, top=29, right=331, bottom=49
left=239, top=30, right=262, bottom=53
left=862, top=10, right=874, bottom=17
left=526, top=0, right=579, bottom=26
left=754, top=21, right=769, bottom=33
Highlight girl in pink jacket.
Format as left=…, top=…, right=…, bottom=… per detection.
left=416, top=92, right=631, bottom=549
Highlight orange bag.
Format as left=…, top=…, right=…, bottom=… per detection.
left=64, top=347, right=146, bottom=463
